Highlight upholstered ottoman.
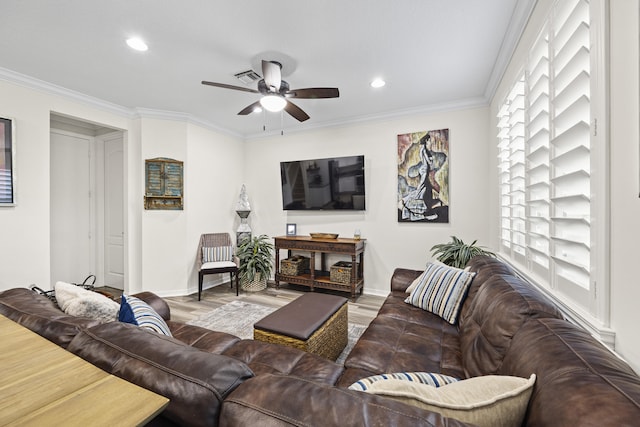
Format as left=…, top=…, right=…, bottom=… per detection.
left=254, top=293, right=348, bottom=361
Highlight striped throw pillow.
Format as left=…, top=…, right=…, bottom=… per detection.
left=119, top=294, right=172, bottom=336
left=202, top=245, right=233, bottom=262
left=405, top=263, right=476, bottom=324
left=349, top=372, right=459, bottom=392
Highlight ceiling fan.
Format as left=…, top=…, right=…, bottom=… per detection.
left=202, top=60, right=339, bottom=122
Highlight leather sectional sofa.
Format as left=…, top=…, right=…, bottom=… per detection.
left=1, top=256, right=639, bottom=426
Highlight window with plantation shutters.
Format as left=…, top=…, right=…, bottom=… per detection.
left=526, top=31, right=551, bottom=278
left=549, top=0, right=592, bottom=307
left=497, top=78, right=526, bottom=263
left=496, top=0, right=608, bottom=329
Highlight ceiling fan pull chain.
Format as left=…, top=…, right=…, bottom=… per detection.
left=281, top=110, right=284, bottom=135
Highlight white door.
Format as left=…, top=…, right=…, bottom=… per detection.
left=50, top=131, right=93, bottom=285
left=103, top=134, right=124, bottom=289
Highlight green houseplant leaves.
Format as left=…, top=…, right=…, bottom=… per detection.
left=237, top=234, right=274, bottom=283
left=430, top=236, right=495, bottom=269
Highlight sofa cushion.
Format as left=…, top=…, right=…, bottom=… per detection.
left=499, top=318, right=640, bottom=426
left=0, top=288, right=101, bottom=348
left=459, top=255, right=515, bottom=325
left=360, top=374, right=536, bottom=427
left=221, top=339, right=344, bottom=385
left=349, top=372, right=459, bottom=391
left=405, top=263, right=476, bottom=324
left=119, top=294, right=172, bottom=336
left=54, top=281, right=119, bottom=322
left=344, top=307, right=464, bottom=380
left=459, top=274, right=564, bottom=377
left=68, top=322, right=254, bottom=427
left=221, top=373, right=474, bottom=427
left=168, top=320, right=242, bottom=353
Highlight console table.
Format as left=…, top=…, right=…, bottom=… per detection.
left=0, top=314, right=169, bottom=426
left=274, top=235, right=365, bottom=300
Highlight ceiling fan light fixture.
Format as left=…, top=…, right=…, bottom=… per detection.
left=260, top=95, right=286, bottom=112
left=126, top=37, right=148, bottom=52
left=370, top=78, right=386, bottom=88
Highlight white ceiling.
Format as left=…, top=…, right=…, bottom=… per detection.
left=0, top=0, right=533, bottom=138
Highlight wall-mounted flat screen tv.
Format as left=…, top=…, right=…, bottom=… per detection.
left=280, top=155, right=365, bottom=210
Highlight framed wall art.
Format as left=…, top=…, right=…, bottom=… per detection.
left=144, top=157, right=184, bottom=210
left=0, top=117, right=15, bottom=206
left=397, top=128, right=449, bottom=223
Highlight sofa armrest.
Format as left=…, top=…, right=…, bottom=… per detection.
left=220, top=374, right=474, bottom=427
left=391, top=268, right=423, bottom=293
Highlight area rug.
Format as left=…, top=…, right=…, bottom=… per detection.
left=187, top=300, right=366, bottom=365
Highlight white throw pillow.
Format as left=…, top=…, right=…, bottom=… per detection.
left=361, top=374, right=536, bottom=427
left=54, top=281, right=119, bottom=322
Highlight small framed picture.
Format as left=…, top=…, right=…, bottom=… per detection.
left=286, top=223, right=297, bottom=236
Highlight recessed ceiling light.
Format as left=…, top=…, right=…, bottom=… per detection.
left=126, top=37, right=148, bottom=52
left=370, top=78, right=386, bottom=88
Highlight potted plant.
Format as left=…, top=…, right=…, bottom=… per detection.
left=430, top=236, right=495, bottom=269
left=237, top=234, right=274, bottom=292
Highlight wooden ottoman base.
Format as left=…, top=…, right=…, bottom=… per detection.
left=254, top=294, right=348, bottom=361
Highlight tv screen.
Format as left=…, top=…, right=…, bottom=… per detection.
left=280, top=155, right=365, bottom=210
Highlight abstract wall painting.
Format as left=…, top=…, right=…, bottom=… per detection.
left=397, top=128, right=449, bottom=223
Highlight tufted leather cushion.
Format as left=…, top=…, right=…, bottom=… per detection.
left=0, top=288, right=101, bottom=348
left=167, top=321, right=242, bottom=352
left=68, top=322, right=254, bottom=427
left=221, top=339, right=344, bottom=385
left=460, top=256, right=515, bottom=325
left=459, top=273, right=564, bottom=377
left=220, top=374, right=474, bottom=427
left=499, top=318, right=640, bottom=427
left=343, top=292, right=464, bottom=380
left=167, top=320, right=344, bottom=386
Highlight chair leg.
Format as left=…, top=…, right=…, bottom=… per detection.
left=198, top=272, right=203, bottom=301
left=234, top=272, right=239, bottom=296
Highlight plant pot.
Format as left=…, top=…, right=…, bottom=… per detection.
left=241, top=273, right=267, bottom=292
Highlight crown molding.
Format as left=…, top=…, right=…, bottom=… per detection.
left=0, top=66, right=243, bottom=139
left=134, top=108, right=243, bottom=139
left=245, top=96, right=489, bottom=140
left=483, top=0, right=538, bottom=102
left=0, top=66, right=134, bottom=118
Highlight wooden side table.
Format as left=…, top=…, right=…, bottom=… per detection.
left=274, top=235, right=365, bottom=300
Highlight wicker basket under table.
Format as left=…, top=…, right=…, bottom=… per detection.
left=253, top=293, right=348, bottom=361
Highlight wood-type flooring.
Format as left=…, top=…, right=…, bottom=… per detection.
left=99, top=283, right=386, bottom=328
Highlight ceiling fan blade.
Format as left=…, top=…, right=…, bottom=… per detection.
left=284, top=100, right=310, bottom=122
left=202, top=81, right=259, bottom=94
left=285, top=87, right=340, bottom=99
left=237, top=101, right=262, bottom=115
left=262, top=60, right=282, bottom=92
